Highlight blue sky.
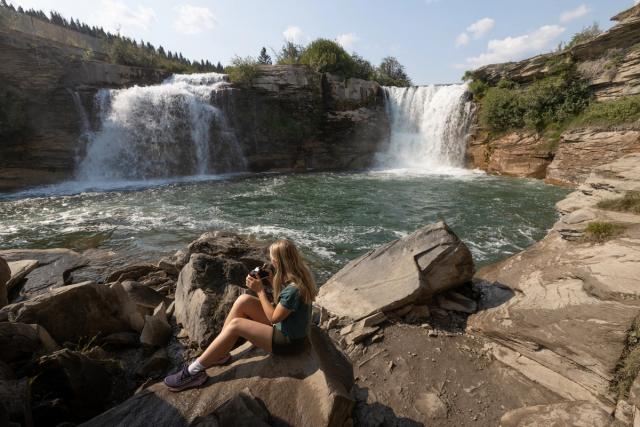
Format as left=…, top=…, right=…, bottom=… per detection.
left=12, top=0, right=638, bottom=84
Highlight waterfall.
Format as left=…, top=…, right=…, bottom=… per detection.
left=76, top=72, right=245, bottom=182
left=378, top=84, right=474, bottom=172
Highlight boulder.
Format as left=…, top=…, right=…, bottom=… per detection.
left=0, top=282, right=140, bottom=343
left=0, top=249, right=88, bottom=299
left=105, top=264, right=160, bottom=283
left=0, top=257, right=9, bottom=308
left=317, top=221, right=474, bottom=321
left=174, top=253, right=246, bottom=348
left=140, top=303, right=171, bottom=347
left=186, top=230, right=268, bottom=270
left=120, top=280, right=169, bottom=316
left=499, top=401, right=612, bottom=427
left=31, top=349, right=112, bottom=424
left=0, top=378, right=32, bottom=427
left=136, top=348, right=170, bottom=377
left=6, top=259, right=38, bottom=291
left=0, top=322, right=59, bottom=362
left=83, top=326, right=354, bottom=427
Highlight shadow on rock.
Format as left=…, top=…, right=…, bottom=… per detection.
left=353, top=385, right=423, bottom=427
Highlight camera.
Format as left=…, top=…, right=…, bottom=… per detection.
left=249, top=262, right=274, bottom=286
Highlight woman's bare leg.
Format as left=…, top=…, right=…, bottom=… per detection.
left=223, top=294, right=270, bottom=327
left=198, top=318, right=273, bottom=367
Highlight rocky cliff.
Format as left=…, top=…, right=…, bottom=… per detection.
left=214, top=66, right=388, bottom=174
left=466, top=4, right=640, bottom=187
left=0, top=8, right=170, bottom=192
left=0, top=7, right=389, bottom=192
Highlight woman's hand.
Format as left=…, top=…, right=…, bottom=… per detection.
left=246, top=274, right=264, bottom=293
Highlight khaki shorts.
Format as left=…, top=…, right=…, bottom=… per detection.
left=272, top=326, right=308, bottom=356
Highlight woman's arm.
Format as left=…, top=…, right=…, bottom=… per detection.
left=246, top=275, right=292, bottom=324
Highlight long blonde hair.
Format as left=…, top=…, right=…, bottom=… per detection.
left=269, top=239, right=317, bottom=305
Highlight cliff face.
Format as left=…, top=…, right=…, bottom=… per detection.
left=0, top=8, right=388, bottom=192
left=216, top=66, right=388, bottom=173
left=466, top=4, right=640, bottom=186
left=0, top=8, right=170, bottom=192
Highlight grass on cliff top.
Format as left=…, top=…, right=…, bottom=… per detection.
left=597, top=191, right=640, bottom=214
left=583, top=221, right=626, bottom=243
left=613, top=318, right=640, bottom=400
left=568, top=95, right=640, bottom=128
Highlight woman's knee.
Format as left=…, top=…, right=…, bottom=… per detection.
left=234, top=293, right=252, bottom=308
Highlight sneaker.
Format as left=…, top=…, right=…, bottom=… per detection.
left=164, top=364, right=207, bottom=392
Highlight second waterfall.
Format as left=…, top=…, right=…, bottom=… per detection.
left=378, top=84, right=474, bottom=172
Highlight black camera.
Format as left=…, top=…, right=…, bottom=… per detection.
left=249, top=263, right=274, bottom=286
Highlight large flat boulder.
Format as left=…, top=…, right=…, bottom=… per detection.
left=82, top=326, right=354, bottom=427
left=469, top=153, right=640, bottom=410
left=0, top=257, right=9, bottom=308
left=0, top=249, right=88, bottom=300
left=0, top=282, right=141, bottom=344
left=317, top=221, right=474, bottom=321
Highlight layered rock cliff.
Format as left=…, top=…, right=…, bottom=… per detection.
left=0, top=7, right=388, bottom=192
left=465, top=4, right=640, bottom=187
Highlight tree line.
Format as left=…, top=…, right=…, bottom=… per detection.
left=0, top=0, right=223, bottom=73
left=230, top=39, right=412, bottom=87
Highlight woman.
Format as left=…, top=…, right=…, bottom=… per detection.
left=164, top=238, right=317, bottom=392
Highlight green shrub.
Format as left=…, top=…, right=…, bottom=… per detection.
left=597, top=191, right=640, bottom=214
left=570, top=95, right=640, bottom=127
left=299, top=39, right=356, bottom=76
left=468, top=79, right=489, bottom=99
left=566, top=23, right=602, bottom=50
left=613, top=318, right=640, bottom=399
left=351, top=53, right=375, bottom=80
left=375, top=56, right=412, bottom=87
left=226, top=56, right=260, bottom=85
left=584, top=221, right=625, bottom=242
left=478, top=64, right=591, bottom=133
left=276, top=41, right=305, bottom=65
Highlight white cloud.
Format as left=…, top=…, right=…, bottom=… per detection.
left=174, top=5, right=216, bottom=35
left=283, top=25, right=304, bottom=43
left=336, top=33, right=359, bottom=49
left=467, top=17, right=495, bottom=39
left=560, top=4, right=591, bottom=23
left=465, top=24, right=565, bottom=68
left=96, top=0, right=156, bottom=33
left=456, top=32, right=470, bottom=47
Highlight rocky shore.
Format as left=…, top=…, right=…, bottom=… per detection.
left=2, top=153, right=640, bottom=426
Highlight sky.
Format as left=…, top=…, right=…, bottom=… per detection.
left=10, top=0, right=639, bottom=85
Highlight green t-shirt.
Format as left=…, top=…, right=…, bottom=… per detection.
left=274, top=283, right=310, bottom=340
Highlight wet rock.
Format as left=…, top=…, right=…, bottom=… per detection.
left=499, top=401, right=612, bottom=427
left=0, top=249, right=88, bottom=299
left=317, top=221, right=474, bottom=322
left=84, top=326, right=354, bottom=427
left=1, top=282, right=140, bottom=343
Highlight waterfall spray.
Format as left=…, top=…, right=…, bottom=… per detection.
left=76, top=72, right=245, bottom=182
left=378, top=84, right=474, bottom=172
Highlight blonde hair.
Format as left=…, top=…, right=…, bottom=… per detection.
left=269, top=239, right=317, bottom=305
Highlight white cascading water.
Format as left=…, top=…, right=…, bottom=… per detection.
left=76, top=72, right=245, bottom=182
left=378, top=84, right=474, bottom=172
